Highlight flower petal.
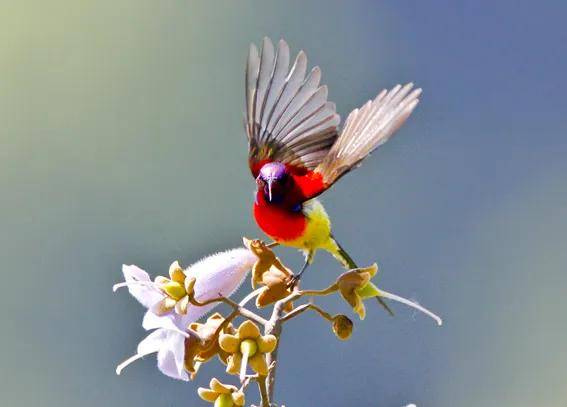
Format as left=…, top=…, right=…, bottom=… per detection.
left=142, top=311, right=186, bottom=333
left=226, top=353, right=242, bottom=375
left=232, top=391, right=245, bottom=406
left=154, top=276, right=169, bottom=285
left=166, top=330, right=188, bottom=377
left=219, top=333, right=240, bottom=353
left=115, top=329, right=167, bottom=375
left=151, top=297, right=177, bottom=315
left=184, top=276, right=196, bottom=294
left=156, top=331, right=188, bottom=381
left=122, top=264, right=151, bottom=282
left=256, top=282, right=291, bottom=309
left=359, top=263, right=378, bottom=278
left=237, top=320, right=260, bottom=339
left=136, top=328, right=168, bottom=355
left=354, top=297, right=366, bottom=320
left=197, top=388, right=218, bottom=402
left=197, top=339, right=220, bottom=362
left=186, top=248, right=255, bottom=302
left=338, top=270, right=370, bottom=291
left=251, top=262, right=268, bottom=288
left=207, top=312, right=225, bottom=325
left=356, top=282, right=381, bottom=299
left=169, top=260, right=186, bottom=283
left=262, top=267, right=289, bottom=286
left=255, top=288, right=271, bottom=308
left=181, top=248, right=255, bottom=323
left=175, top=295, right=189, bottom=315
left=248, top=354, right=269, bottom=376
left=210, top=377, right=235, bottom=394
left=121, top=264, right=164, bottom=308
left=257, top=335, right=277, bottom=354
left=339, top=286, right=359, bottom=310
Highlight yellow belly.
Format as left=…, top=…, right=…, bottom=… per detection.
left=283, top=199, right=334, bottom=252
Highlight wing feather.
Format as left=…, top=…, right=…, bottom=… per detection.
left=253, top=38, right=275, bottom=131
left=259, top=40, right=290, bottom=136
left=278, top=87, right=330, bottom=144
left=271, top=67, right=321, bottom=139
left=245, top=44, right=260, bottom=139
left=316, top=83, right=421, bottom=186
left=245, top=38, right=339, bottom=176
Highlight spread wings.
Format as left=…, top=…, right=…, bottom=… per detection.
left=315, top=82, right=422, bottom=186
left=245, top=38, right=340, bottom=177
left=244, top=38, right=422, bottom=197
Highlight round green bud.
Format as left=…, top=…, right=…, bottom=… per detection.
left=239, top=339, right=258, bottom=357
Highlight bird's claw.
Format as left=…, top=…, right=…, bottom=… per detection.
left=286, top=274, right=301, bottom=289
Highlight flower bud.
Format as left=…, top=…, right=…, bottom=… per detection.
left=214, top=394, right=234, bottom=407
left=240, top=339, right=258, bottom=357
left=332, top=315, right=353, bottom=340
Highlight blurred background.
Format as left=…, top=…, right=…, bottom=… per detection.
left=2, top=1, right=566, bottom=406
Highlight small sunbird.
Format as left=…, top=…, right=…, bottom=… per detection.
left=243, top=38, right=421, bottom=311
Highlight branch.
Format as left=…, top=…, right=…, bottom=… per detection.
left=281, top=302, right=334, bottom=323
left=298, top=283, right=338, bottom=297
left=259, top=289, right=301, bottom=404
left=188, top=289, right=268, bottom=326
left=257, top=375, right=270, bottom=407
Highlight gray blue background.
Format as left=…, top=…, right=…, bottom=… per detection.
left=2, top=1, right=566, bottom=406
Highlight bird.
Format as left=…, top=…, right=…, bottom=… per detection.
left=243, top=38, right=421, bottom=311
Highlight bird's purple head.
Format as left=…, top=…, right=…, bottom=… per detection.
left=257, top=162, right=290, bottom=203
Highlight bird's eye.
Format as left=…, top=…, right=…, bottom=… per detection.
left=256, top=177, right=265, bottom=186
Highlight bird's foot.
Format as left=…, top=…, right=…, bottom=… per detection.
left=287, top=259, right=309, bottom=288
left=286, top=274, right=302, bottom=289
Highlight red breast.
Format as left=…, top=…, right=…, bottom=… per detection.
left=252, top=165, right=327, bottom=242
left=253, top=191, right=307, bottom=242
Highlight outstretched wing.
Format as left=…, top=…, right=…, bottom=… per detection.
left=245, top=38, right=340, bottom=177
left=314, top=83, right=422, bottom=188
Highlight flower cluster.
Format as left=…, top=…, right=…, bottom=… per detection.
left=198, top=378, right=245, bottom=406
left=184, top=313, right=234, bottom=377
left=114, top=239, right=442, bottom=405
left=113, top=248, right=256, bottom=380
left=220, top=320, right=277, bottom=379
left=244, top=238, right=294, bottom=310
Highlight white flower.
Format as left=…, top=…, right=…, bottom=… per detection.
left=114, top=247, right=256, bottom=379
left=115, top=328, right=188, bottom=380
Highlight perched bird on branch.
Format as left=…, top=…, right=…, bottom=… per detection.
left=244, top=38, right=421, bottom=312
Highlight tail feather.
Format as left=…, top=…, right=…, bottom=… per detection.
left=332, top=238, right=357, bottom=269
left=331, top=236, right=394, bottom=317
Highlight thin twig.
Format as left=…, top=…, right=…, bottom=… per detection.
left=298, top=283, right=338, bottom=297
left=240, top=287, right=265, bottom=306
left=240, top=376, right=252, bottom=392
left=211, top=287, right=267, bottom=338
left=281, top=302, right=334, bottom=323
left=188, top=293, right=268, bottom=326
left=222, top=295, right=269, bottom=326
